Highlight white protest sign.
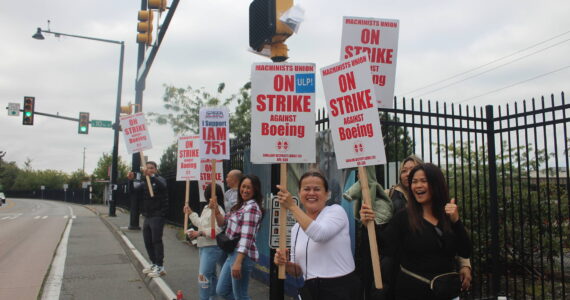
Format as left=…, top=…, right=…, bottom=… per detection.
left=341, top=17, right=399, bottom=109
left=176, top=135, right=200, bottom=181
left=120, top=112, right=153, bottom=154
left=199, top=107, right=230, bottom=160
left=198, top=159, right=224, bottom=203
left=250, top=63, right=316, bottom=164
left=321, top=54, right=387, bottom=169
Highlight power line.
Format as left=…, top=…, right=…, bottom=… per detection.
left=416, top=37, right=570, bottom=98
left=457, top=65, right=570, bottom=103
left=403, top=29, right=570, bottom=95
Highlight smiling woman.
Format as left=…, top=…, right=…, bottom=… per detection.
left=361, top=163, right=472, bottom=300
left=274, top=171, right=361, bottom=300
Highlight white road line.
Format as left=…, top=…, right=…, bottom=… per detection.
left=64, top=215, right=69, bottom=219
left=34, top=216, right=41, bottom=219
left=41, top=218, right=73, bottom=300
left=42, top=216, right=48, bottom=219
left=118, top=230, right=177, bottom=300
left=67, top=206, right=76, bottom=219
left=1, top=216, right=9, bottom=220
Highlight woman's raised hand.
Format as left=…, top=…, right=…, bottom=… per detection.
left=444, top=198, right=460, bottom=223
left=276, top=185, right=295, bottom=209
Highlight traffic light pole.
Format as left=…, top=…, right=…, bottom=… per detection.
left=129, top=0, right=180, bottom=230
left=109, top=42, right=125, bottom=217
left=33, top=27, right=125, bottom=218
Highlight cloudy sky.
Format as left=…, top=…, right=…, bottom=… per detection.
left=1, top=0, right=569, bottom=174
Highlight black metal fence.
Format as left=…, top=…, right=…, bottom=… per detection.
left=311, top=92, right=569, bottom=299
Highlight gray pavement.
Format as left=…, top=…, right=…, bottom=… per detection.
left=86, top=204, right=269, bottom=300
left=59, top=204, right=153, bottom=300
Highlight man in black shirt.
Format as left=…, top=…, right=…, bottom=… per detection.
left=128, top=161, right=169, bottom=277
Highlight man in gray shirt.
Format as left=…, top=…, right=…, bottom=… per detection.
left=223, top=169, right=242, bottom=211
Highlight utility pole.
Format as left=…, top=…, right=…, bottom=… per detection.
left=129, top=0, right=180, bottom=229
left=82, top=147, right=86, bottom=174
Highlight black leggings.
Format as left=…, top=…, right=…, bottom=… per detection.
left=143, top=216, right=165, bottom=266
left=301, top=271, right=361, bottom=300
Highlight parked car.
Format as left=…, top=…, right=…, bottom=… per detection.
left=0, top=192, right=5, bottom=205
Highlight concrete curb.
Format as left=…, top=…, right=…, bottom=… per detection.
left=84, top=205, right=177, bottom=300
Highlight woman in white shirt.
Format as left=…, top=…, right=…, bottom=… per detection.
left=184, top=184, right=225, bottom=300
left=274, top=171, right=360, bottom=300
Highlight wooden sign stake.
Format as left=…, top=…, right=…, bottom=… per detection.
left=184, top=180, right=190, bottom=232
left=210, top=159, right=217, bottom=239
left=358, top=166, right=383, bottom=289
left=139, top=151, right=154, bottom=197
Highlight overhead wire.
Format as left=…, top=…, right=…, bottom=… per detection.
left=403, top=29, right=570, bottom=96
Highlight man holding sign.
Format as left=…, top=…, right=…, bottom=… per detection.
left=127, top=161, right=169, bottom=278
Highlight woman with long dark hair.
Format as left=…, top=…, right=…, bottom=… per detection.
left=361, top=163, right=471, bottom=300
left=214, top=175, right=263, bottom=300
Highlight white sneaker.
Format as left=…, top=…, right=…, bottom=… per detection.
left=148, top=266, right=166, bottom=278
left=142, top=264, right=157, bottom=274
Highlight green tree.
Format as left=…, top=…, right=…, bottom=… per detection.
left=92, top=153, right=129, bottom=181
left=0, top=160, right=20, bottom=191
left=148, top=83, right=230, bottom=136
left=159, top=142, right=178, bottom=178
left=380, top=112, right=414, bottom=162
left=227, top=82, right=252, bottom=140
left=68, top=169, right=89, bottom=189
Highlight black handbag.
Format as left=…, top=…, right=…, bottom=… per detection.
left=401, top=266, right=461, bottom=299
left=216, top=232, right=240, bottom=253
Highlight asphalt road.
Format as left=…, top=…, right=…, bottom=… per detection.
left=0, top=198, right=152, bottom=300
left=0, top=198, right=69, bottom=299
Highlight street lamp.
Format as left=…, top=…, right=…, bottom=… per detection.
left=33, top=26, right=124, bottom=217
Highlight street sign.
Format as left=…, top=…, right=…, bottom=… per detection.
left=7, top=103, right=20, bottom=116
left=91, top=120, right=113, bottom=128
left=63, top=184, right=69, bottom=190
left=269, top=194, right=299, bottom=249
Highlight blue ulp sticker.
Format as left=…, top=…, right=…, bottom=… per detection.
left=295, top=73, right=315, bottom=93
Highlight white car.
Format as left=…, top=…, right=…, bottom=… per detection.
left=0, top=192, right=6, bottom=205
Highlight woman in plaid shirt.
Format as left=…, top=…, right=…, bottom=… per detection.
left=214, top=175, right=263, bottom=300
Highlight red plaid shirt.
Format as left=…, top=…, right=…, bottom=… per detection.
left=224, top=199, right=262, bottom=261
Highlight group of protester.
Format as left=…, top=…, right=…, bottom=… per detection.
left=128, top=154, right=472, bottom=300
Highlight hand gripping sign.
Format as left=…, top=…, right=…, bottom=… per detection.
left=341, top=17, right=399, bottom=109
left=321, top=54, right=386, bottom=289
left=251, top=62, right=316, bottom=279
left=177, top=135, right=200, bottom=231
left=120, top=112, right=155, bottom=196
left=199, top=107, right=229, bottom=238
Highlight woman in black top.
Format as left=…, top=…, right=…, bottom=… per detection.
left=361, top=163, right=471, bottom=300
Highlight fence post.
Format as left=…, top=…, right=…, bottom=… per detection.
left=486, top=105, right=500, bottom=298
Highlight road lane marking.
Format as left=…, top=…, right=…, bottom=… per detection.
left=42, top=216, right=48, bottom=219
left=41, top=218, right=72, bottom=300
left=1, top=213, right=22, bottom=220
left=64, top=216, right=69, bottom=219
left=34, top=216, right=41, bottom=219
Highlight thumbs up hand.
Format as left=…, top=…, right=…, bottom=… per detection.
left=445, top=198, right=460, bottom=223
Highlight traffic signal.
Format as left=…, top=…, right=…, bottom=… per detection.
left=22, top=96, right=35, bottom=125
left=137, top=10, right=154, bottom=45
left=148, top=0, right=167, bottom=12
left=249, top=0, right=293, bottom=52
left=78, top=112, right=89, bottom=134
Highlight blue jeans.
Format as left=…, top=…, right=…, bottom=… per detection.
left=198, top=246, right=225, bottom=300
left=216, top=250, right=254, bottom=300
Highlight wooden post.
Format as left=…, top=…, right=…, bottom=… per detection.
left=210, top=159, right=217, bottom=239
left=278, top=163, right=287, bottom=279
left=358, top=166, right=383, bottom=289
left=139, top=151, right=154, bottom=197
left=184, top=180, right=190, bottom=232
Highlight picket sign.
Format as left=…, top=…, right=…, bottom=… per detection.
left=176, top=135, right=200, bottom=232
left=340, top=16, right=399, bottom=109
left=120, top=112, right=154, bottom=197
left=250, top=62, right=317, bottom=279
left=199, top=107, right=230, bottom=240
left=321, top=54, right=387, bottom=289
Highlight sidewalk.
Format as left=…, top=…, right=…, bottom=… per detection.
left=86, top=204, right=269, bottom=300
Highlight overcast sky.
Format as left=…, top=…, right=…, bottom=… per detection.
left=1, top=0, right=569, bottom=174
